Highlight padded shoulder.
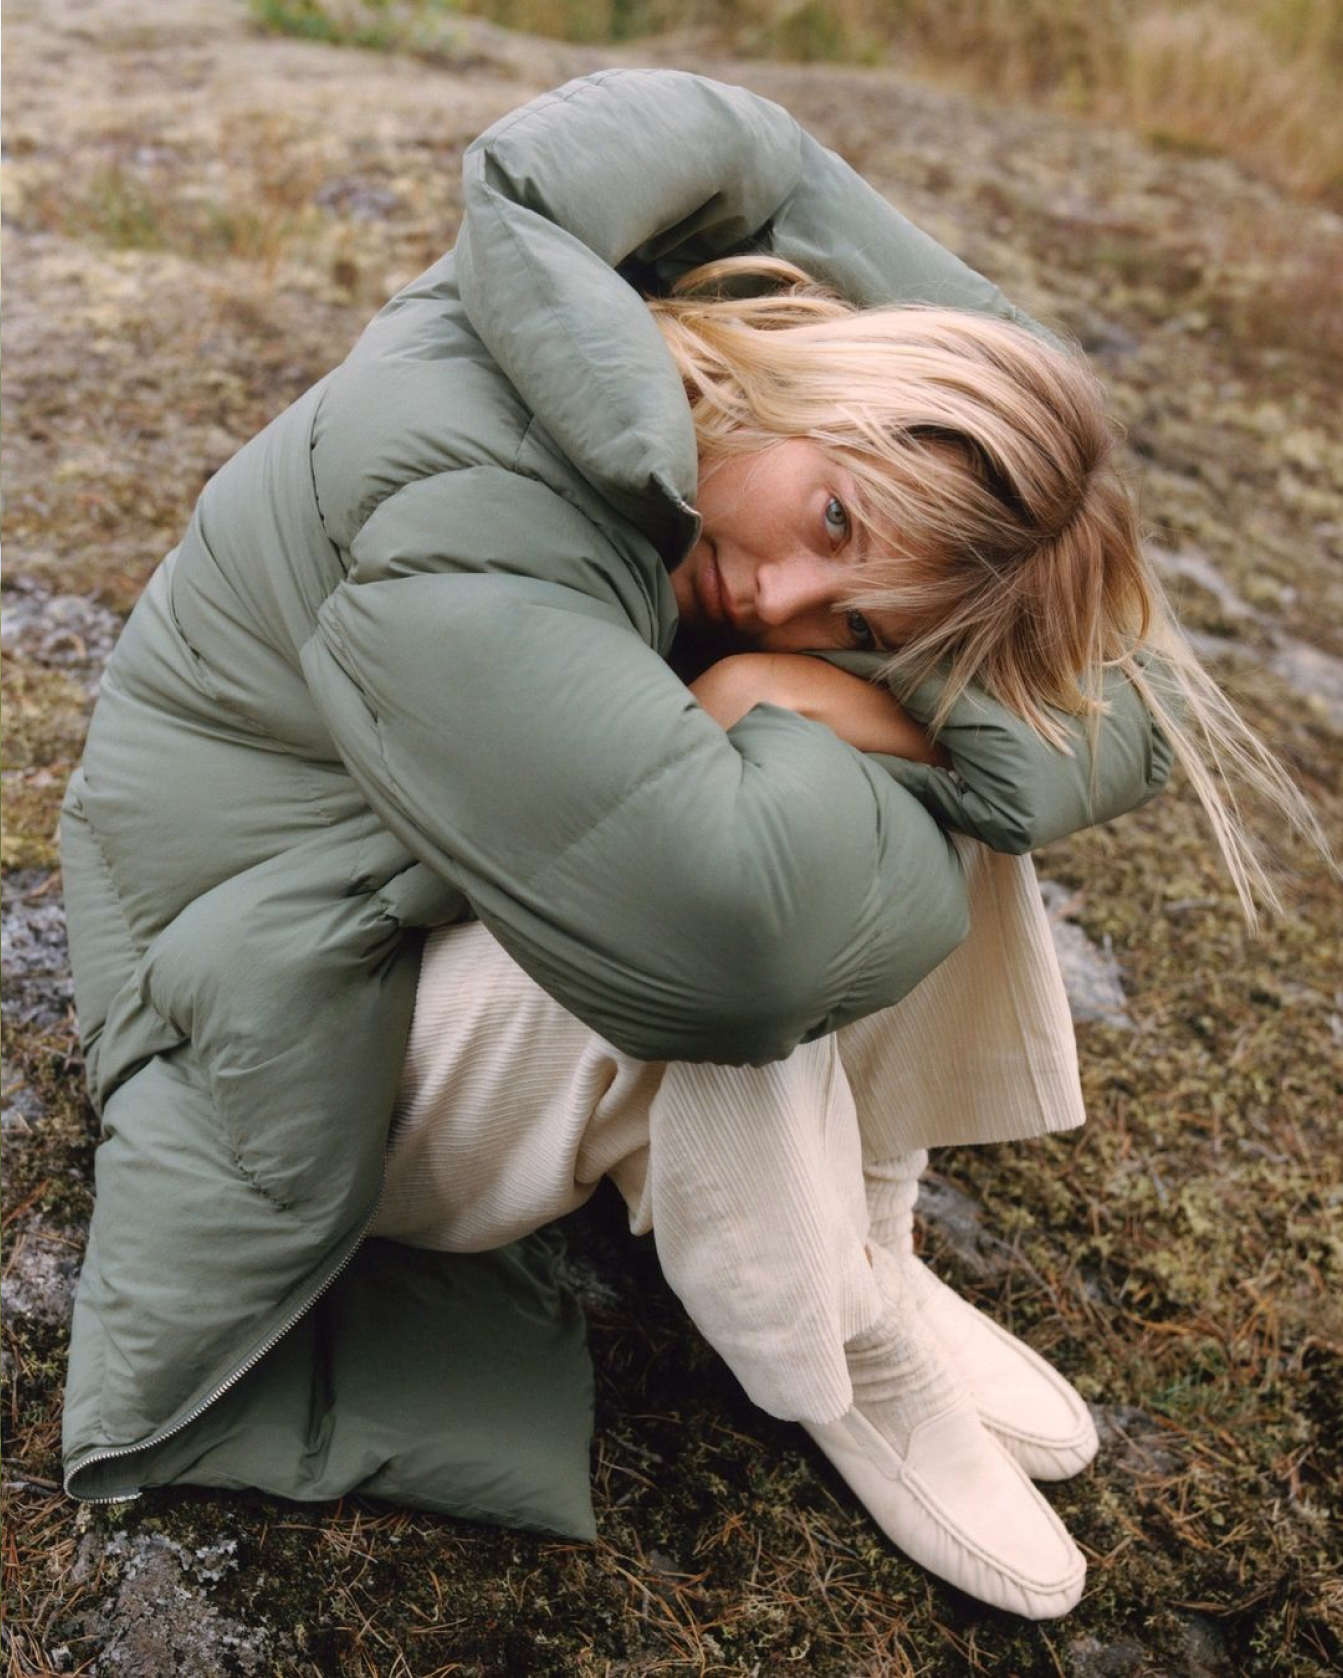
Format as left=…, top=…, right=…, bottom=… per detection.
left=310, top=255, right=532, bottom=552
left=345, top=466, right=668, bottom=647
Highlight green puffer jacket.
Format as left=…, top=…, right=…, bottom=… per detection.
left=60, top=69, right=1171, bottom=1539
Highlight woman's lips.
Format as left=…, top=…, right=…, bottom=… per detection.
left=691, top=545, right=750, bottom=639
left=698, top=549, right=726, bottom=625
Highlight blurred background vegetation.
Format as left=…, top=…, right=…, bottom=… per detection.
left=251, top=0, right=1343, bottom=205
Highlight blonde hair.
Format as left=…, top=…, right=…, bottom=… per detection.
left=649, top=256, right=1331, bottom=928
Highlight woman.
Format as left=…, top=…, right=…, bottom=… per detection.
left=58, top=70, right=1320, bottom=1621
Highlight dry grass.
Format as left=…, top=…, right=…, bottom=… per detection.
left=15, top=110, right=330, bottom=272
left=252, top=0, right=1343, bottom=205
left=0, top=666, right=90, bottom=869
left=608, top=0, right=1343, bottom=205
left=1109, top=4, right=1342, bottom=203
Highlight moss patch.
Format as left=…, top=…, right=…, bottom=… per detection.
left=1, top=661, right=90, bottom=867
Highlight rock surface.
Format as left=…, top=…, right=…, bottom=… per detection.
left=1153, top=542, right=1343, bottom=729
left=915, top=1176, right=1009, bottom=1276
left=1039, top=879, right=1133, bottom=1028
left=1, top=871, right=73, bottom=1032
left=0, top=1221, right=81, bottom=1327
left=81, top=1533, right=280, bottom=1677
left=1, top=576, right=123, bottom=700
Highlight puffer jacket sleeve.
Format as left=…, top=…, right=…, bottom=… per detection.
left=302, top=557, right=968, bottom=1068
left=815, top=651, right=1176, bottom=854
left=454, top=70, right=1169, bottom=855
left=453, top=68, right=1039, bottom=567
left=456, top=68, right=1033, bottom=373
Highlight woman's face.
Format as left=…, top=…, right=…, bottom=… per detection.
left=671, top=440, right=897, bottom=654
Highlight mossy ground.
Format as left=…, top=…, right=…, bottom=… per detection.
left=3, top=2, right=1340, bottom=1672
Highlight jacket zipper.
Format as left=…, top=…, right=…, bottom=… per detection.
left=64, top=1185, right=384, bottom=1502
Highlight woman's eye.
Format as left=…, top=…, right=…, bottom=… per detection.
left=846, top=609, right=875, bottom=650
left=824, top=496, right=849, bottom=541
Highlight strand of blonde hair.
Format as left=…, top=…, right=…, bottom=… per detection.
left=649, top=257, right=1334, bottom=929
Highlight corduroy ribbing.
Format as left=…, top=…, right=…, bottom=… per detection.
left=641, top=1039, right=883, bottom=1424
left=375, top=927, right=662, bottom=1252
left=836, top=834, right=1085, bottom=1161
left=865, top=1149, right=928, bottom=1256
left=373, top=836, right=1086, bottom=1425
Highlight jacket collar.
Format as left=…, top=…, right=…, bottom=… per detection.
left=456, top=188, right=702, bottom=572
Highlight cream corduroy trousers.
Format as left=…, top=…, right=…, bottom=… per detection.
left=372, top=836, right=1084, bottom=1424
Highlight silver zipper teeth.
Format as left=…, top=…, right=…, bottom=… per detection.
left=65, top=1187, right=384, bottom=1503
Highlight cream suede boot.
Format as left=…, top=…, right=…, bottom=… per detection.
left=865, top=1151, right=1099, bottom=1483
left=803, top=1246, right=1086, bottom=1620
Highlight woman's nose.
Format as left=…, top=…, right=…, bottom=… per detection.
left=754, top=557, right=843, bottom=627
